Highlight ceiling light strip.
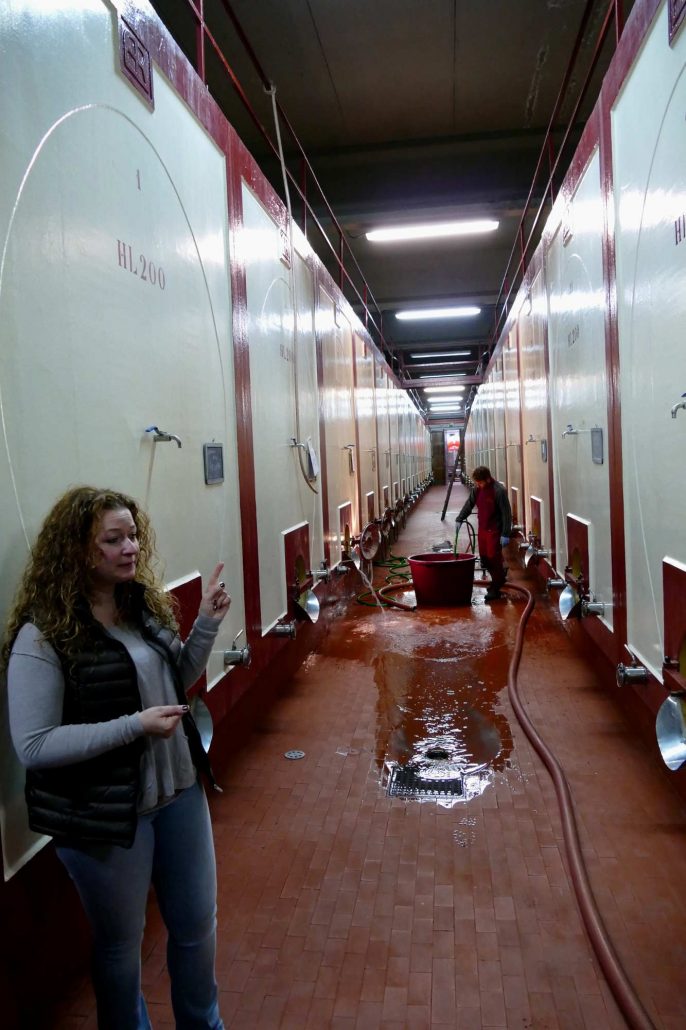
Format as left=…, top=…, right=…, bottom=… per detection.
left=408, top=351, right=472, bottom=358
left=366, top=219, right=499, bottom=243
left=396, top=306, right=481, bottom=321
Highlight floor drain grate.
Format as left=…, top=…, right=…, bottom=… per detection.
left=284, top=749, right=305, bottom=760
left=387, top=764, right=463, bottom=800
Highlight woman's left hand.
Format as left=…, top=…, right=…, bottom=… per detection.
left=199, top=562, right=232, bottom=621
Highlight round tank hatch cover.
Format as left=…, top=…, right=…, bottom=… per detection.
left=284, top=749, right=306, bottom=760
left=359, top=522, right=382, bottom=559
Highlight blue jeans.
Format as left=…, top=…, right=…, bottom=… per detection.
left=56, top=780, right=223, bottom=1030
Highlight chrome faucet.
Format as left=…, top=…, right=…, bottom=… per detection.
left=670, top=394, right=686, bottom=419
left=561, top=424, right=577, bottom=438
left=145, top=425, right=182, bottom=448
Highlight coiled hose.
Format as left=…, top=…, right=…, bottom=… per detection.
left=357, top=554, right=417, bottom=611
left=503, top=581, right=654, bottom=1030
left=358, top=521, right=479, bottom=612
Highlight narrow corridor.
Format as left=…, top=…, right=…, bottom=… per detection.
left=54, top=485, right=686, bottom=1029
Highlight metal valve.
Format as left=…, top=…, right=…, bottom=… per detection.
left=581, top=599, right=606, bottom=617
left=223, top=629, right=251, bottom=668
left=616, top=662, right=647, bottom=687
left=524, top=545, right=551, bottom=567
left=546, top=577, right=565, bottom=590
left=310, top=562, right=330, bottom=583
left=272, top=621, right=297, bottom=639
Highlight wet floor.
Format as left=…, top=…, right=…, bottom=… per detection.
left=51, top=484, right=686, bottom=1029
left=322, top=572, right=515, bottom=805
left=320, top=526, right=523, bottom=809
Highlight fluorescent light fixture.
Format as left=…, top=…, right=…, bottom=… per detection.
left=366, top=219, right=498, bottom=243
left=409, top=351, right=472, bottom=358
left=430, top=406, right=462, bottom=413
left=428, top=397, right=463, bottom=404
left=424, top=386, right=466, bottom=393
left=397, top=306, right=481, bottom=321
left=418, top=373, right=467, bottom=379
left=410, top=361, right=472, bottom=368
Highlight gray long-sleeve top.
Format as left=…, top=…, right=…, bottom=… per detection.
left=8, top=614, right=220, bottom=813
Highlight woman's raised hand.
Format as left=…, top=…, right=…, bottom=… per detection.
left=199, top=562, right=232, bottom=622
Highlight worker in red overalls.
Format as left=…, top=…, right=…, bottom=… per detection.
left=456, top=465, right=512, bottom=601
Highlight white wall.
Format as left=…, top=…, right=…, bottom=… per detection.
left=242, top=185, right=322, bottom=631
left=613, top=1, right=686, bottom=676
left=546, top=149, right=613, bottom=624
left=0, top=0, right=244, bottom=876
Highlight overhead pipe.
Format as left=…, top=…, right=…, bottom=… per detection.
left=194, top=0, right=206, bottom=83
left=493, top=0, right=598, bottom=334
left=614, top=0, right=625, bottom=45
left=183, top=0, right=395, bottom=368
left=492, top=0, right=621, bottom=344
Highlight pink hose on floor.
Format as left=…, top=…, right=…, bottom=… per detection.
left=503, top=582, right=655, bottom=1030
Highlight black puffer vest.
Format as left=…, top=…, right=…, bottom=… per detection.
left=25, top=588, right=215, bottom=848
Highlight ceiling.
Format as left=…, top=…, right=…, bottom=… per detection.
left=149, top=0, right=634, bottom=428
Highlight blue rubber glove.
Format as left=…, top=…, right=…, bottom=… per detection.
left=500, top=536, right=510, bottom=546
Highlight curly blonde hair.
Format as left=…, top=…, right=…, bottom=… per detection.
left=1, top=486, right=178, bottom=666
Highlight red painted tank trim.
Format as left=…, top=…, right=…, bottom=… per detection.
left=598, top=97, right=628, bottom=658
left=603, top=0, right=663, bottom=109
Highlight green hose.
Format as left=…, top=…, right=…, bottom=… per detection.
left=356, top=554, right=411, bottom=606
left=454, top=519, right=476, bottom=555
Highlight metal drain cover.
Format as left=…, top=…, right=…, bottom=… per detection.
left=284, top=749, right=305, bottom=760
left=387, top=764, right=463, bottom=799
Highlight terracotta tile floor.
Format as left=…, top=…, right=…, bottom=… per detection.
left=52, top=485, right=686, bottom=1028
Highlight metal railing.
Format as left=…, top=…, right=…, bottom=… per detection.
left=490, top=0, right=625, bottom=352
left=180, top=0, right=396, bottom=371
left=173, top=0, right=626, bottom=395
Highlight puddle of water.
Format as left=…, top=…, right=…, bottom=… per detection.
left=308, top=563, right=519, bottom=817
left=374, top=646, right=513, bottom=809
left=375, top=652, right=512, bottom=766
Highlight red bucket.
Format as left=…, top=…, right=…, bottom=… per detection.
left=407, top=552, right=476, bottom=607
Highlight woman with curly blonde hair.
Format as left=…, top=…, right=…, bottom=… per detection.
left=2, top=487, right=175, bottom=666
left=4, top=485, right=230, bottom=1030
